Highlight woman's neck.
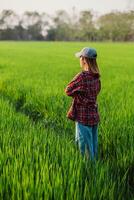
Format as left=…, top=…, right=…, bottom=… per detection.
left=83, top=65, right=90, bottom=71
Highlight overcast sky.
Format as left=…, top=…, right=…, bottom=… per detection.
left=0, top=0, right=133, bottom=15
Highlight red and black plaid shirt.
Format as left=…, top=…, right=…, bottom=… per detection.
left=64, top=70, right=101, bottom=126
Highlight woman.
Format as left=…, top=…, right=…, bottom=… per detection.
left=64, top=47, right=101, bottom=161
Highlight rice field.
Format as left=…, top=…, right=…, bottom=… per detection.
left=0, top=41, right=134, bottom=200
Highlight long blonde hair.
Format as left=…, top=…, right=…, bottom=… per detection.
left=84, top=57, right=100, bottom=76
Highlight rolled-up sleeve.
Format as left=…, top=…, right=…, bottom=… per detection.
left=64, top=73, right=85, bottom=97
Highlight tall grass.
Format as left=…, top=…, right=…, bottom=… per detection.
left=0, top=41, right=134, bottom=199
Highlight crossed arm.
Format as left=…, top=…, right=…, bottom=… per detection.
left=64, top=73, right=84, bottom=97
left=64, top=73, right=91, bottom=106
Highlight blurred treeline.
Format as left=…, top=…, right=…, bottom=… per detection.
left=0, top=9, right=134, bottom=41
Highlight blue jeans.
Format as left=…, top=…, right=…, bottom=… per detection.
left=75, top=121, right=98, bottom=161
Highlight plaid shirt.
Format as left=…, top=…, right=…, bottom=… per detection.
left=64, top=70, right=101, bottom=126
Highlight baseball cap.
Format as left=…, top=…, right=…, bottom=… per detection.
left=75, top=47, right=97, bottom=59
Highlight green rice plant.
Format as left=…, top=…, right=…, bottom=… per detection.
left=0, top=41, right=134, bottom=200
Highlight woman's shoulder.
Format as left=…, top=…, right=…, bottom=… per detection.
left=82, top=70, right=101, bottom=79
left=72, top=72, right=83, bottom=81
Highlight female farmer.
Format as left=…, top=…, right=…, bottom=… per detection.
left=64, top=47, right=101, bottom=161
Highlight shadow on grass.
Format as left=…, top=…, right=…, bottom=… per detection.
left=0, top=79, right=73, bottom=136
